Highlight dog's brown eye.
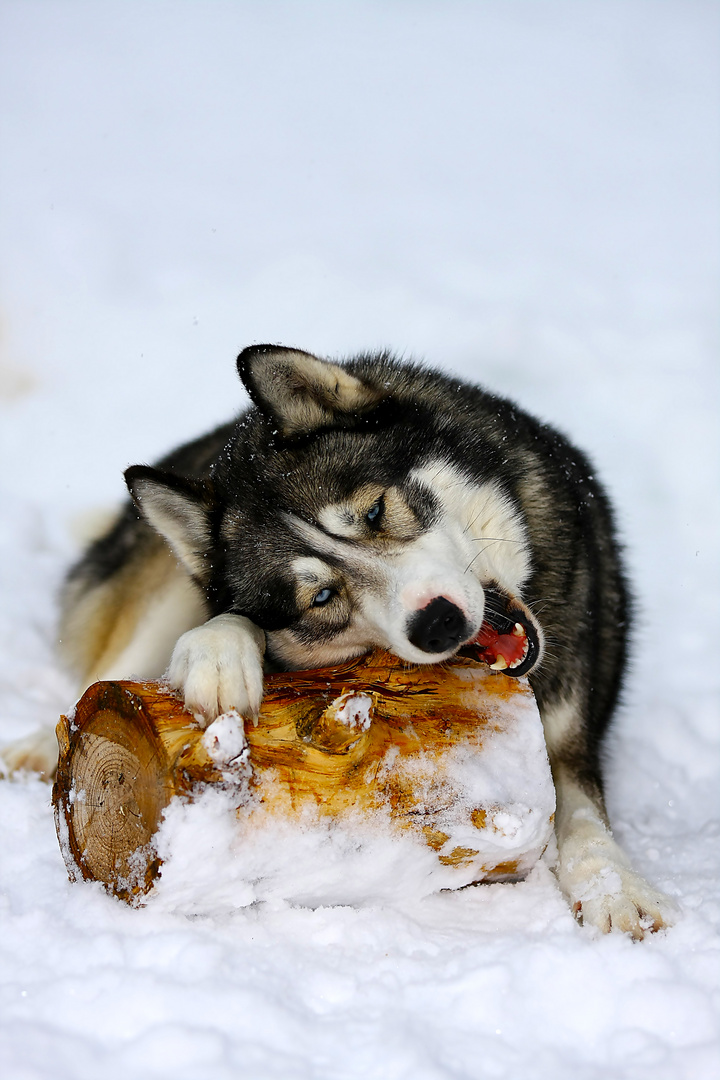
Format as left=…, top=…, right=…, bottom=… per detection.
left=312, top=587, right=336, bottom=607
left=366, top=497, right=384, bottom=530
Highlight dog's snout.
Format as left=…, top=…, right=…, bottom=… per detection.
left=407, top=597, right=470, bottom=655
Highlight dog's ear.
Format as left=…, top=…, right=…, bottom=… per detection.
left=125, top=465, right=214, bottom=582
left=237, top=345, right=384, bottom=436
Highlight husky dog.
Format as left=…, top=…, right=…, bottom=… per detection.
left=8, top=345, right=672, bottom=937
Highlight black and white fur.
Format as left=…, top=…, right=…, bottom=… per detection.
left=7, top=346, right=672, bottom=937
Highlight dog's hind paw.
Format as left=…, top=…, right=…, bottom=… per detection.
left=167, top=613, right=266, bottom=727
left=0, top=728, right=59, bottom=780
left=562, top=858, right=676, bottom=940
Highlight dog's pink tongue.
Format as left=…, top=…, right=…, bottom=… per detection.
left=468, top=621, right=528, bottom=671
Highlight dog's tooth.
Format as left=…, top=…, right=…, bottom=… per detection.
left=513, top=623, right=525, bottom=637
left=490, top=656, right=508, bottom=670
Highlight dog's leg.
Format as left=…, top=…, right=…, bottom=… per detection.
left=2, top=553, right=208, bottom=780
left=553, top=765, right=673, bottom=939
left=167, top=613, right=266, bottom=726
left=0, top=728, right=60, bottom=780
left=87, top=570, right=207, bottom=687
left=543, top=702, right=674, bottom=938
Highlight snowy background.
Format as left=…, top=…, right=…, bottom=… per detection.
left=1, top=1, right=718, bottom=1078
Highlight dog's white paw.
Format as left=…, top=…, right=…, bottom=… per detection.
left=167, top=613, right=266, bottom=727
left=558, top=851, right=676, bottom=940
left=1, top=728, right=59, bottom=780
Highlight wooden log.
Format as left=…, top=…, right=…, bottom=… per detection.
left=53, top=650, right=555, bottom=904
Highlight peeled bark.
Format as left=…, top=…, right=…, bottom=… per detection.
left=53, top=650, right=555, bottom=903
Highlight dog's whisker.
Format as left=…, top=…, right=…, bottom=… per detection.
left=467, top=535, right=518, bottom=543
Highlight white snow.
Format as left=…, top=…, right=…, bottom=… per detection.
left=332, top=691, right=374, bottom=730
left=201, top=711, right=249, bottom=765
left=0, top=2, right=718, bottom=1078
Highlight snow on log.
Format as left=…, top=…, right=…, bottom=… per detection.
left=53, top=650, right=556, bottom=904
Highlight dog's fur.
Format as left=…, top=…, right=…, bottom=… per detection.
left=7, top=346, right=672, bottom=936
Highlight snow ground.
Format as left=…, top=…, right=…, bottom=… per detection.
left=0, top=2, right=718, bottom=1078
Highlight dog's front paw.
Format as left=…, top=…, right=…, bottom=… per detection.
left=558, top=853, right=676, bottom=940
left=167, top=613, right=266, bottom=727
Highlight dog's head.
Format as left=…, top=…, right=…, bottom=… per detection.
left=126, top=346, right=543, bottom=675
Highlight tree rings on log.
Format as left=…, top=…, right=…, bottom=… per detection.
left=53, top=651, right=555, bottom=904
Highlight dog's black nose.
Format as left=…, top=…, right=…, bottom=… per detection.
left=407, top=597, right=470, bottom=654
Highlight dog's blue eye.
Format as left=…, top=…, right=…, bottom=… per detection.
left=366, top=498, right=384, bottom=529
left=312, top=587, right=335, bottom=607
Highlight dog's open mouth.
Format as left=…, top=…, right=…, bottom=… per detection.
left=459, top=588, right=540, bottom=678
